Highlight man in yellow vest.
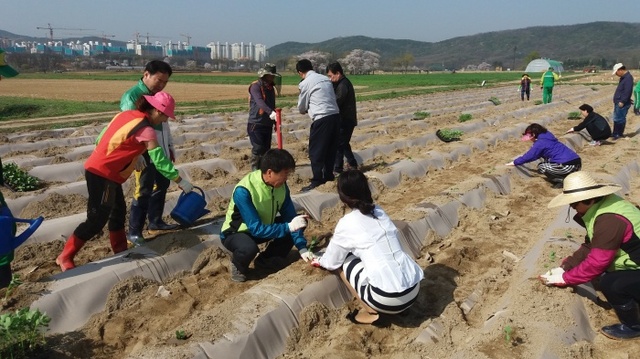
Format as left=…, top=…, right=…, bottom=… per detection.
left=220, top=149, right=313, bottom=282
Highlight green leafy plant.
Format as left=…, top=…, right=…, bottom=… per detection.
left=2, top=163, right=40, bottom=192
left=567, top=111, right=581, bottom=120
left=413, top=111, right=431, bottom=120
left=488, top=96, right=501, bottom=105
left=175, top=329, right=189, bottom=340
left=0, top=308, right=51, bottom=358
left=4, top=274, right=22, bottom=301
left=504, top=325, right=513, bottom=343
left=458, top=113, right=472, bottom=122
left=438, top=129, right=464, bottom=141
left=534, top=100, right=543, bottom=105
left=308, top=236, right=318, bottom=253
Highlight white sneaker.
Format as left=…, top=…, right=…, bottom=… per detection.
left=589, top=140, right=601, bottom=146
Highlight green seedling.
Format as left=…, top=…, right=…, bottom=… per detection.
left=567, top=111, right=581, bottom=120
left=4, top=274, right=22, bottom=301
left=565, top=231, right=573, bottom=239
left=489, top=97, right=501, bottom=105
left=458, top=113, right=472, bottom=122
left=2, top=163, right=40, bottom=192
left=308, top=236, right=318, bottom=253
left=534, top=100, right=543, bottom=105
left=438, top=129, right=464, bottom=141
left=0, top=308, right=51, bottom=358
left=549, top=251, right=556, bottom=262
left=176, top=329, right=189, bottom=340
left=504, top=325, right=513, bottom=343
left=413, top=111, right=431, bottom=120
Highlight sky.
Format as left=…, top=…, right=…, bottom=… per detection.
left=4, top=0, right=640, bottom=48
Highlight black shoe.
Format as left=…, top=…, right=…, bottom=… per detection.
left=300, top=183, right=320, bottom=193
left=148, top=222, right=179, bottom=231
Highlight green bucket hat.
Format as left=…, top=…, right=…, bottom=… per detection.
left=0, top=49, right=19, bottom=78
left=257, top=63, right=280, bottom=78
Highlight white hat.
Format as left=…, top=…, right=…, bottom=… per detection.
left=548, top=171, right=621, bottom=208
left=612, top=63, right=624, bottom=75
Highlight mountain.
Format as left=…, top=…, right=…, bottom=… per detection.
left=267, top=21, right=640, bottom=70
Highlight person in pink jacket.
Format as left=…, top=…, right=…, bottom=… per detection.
left=541, top=171, right=640, bottom=340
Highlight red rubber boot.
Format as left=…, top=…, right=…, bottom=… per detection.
left=109, top=229, right=128, bottom=254
left=56, top=234, right=85, bottom=272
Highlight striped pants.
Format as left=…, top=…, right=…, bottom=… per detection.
left=537, top=159, right=581, bottom=181
left=343, top=255, right=420, bottom=314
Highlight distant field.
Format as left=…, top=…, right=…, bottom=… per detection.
left=0, top=71, right=590, bottom=125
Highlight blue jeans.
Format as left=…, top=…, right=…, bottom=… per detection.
left=612, top=103, right=631, bottom=138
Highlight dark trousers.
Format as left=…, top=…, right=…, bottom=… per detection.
left=520, top=89, right=530, bottom=101
left=247, top=123, right=274, bottom=169
left=129, top=153, right=171, bottom=235
left=0, top=264, right=11, bottom=289
left=600, top=271, right=640, bottom=306
left=221, top=231, right=294, bottom=274
left=75, top=170, right=125, bottom=240
left=334, top=124, right=357, bottom=172
left=309, top=114, right=340, bottom=186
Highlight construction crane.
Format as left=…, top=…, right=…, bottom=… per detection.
left=36, top=23, right=94, bottom=40
left=180, top=33, right=192, bottom=46
left=132, top=32, right=169, bottom=45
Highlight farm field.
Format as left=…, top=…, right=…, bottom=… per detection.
left=1, top=70, right=639, bottom=359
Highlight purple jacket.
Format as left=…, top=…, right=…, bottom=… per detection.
left=513, top=131, right=580, bottom=165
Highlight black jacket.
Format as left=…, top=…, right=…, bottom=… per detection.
left=333, top=76, right=357, bottom=128
left=574, top=112, right=611, bottom=141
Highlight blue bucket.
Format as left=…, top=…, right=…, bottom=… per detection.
left=170, top=186, right=210, bottom=227
left=0, top=215, right=44, bottom=257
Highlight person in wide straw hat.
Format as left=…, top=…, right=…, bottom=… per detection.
left=541, top=171, right=640, bottom=340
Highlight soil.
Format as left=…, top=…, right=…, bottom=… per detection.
left=1, top=71, right=639, bottom=359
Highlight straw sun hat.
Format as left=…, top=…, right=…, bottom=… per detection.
left=548, top=172, right=621, bottom=208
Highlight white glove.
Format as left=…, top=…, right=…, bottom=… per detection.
left=288, top=214, right=308, bottom=232
left=300, top=250, right=315, bottom=262
left=269, top=111, right=277, bottom=120
left=539, top=267, right=566, bottom=286
left=177, top=178, right=193, bottom=193
left=134, top=155, right=147, bottom=171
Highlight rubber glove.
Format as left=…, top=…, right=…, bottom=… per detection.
left=539, top=267, right=566, bottom=286
left=177, top=178, right=193, bottom=193
left=288, top=214, right=308, bottom=232
left=269, top=111, right=277, bottom=120
left=299, top=249, right=314, bottom=262
left=134, top=155, right=147, bottom=171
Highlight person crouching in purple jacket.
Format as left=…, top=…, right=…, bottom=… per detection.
left=505, top=123, right=581, bottom=186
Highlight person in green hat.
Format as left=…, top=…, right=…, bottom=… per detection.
left=0, top=48, right=19, bottom=79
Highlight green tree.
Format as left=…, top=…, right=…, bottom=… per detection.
left=524, top=51, right=540, bottom=65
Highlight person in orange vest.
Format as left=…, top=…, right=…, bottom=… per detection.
left=55, top=92, right=193, bottom=271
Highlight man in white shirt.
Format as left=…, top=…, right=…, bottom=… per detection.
left=296, top=59, right=340, bottom=192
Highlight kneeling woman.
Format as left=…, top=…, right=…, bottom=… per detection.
left=506, top=123, right=581, bottom=184
left=312, top=170, right=424, bottom=325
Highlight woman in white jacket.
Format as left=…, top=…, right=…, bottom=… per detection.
left=313, top=170, right=424, bottom=325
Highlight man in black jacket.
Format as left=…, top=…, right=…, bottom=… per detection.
left=327, top=62, right=358, bottom=175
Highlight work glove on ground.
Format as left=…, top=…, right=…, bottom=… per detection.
left=539, top=267, right=566, bottom=286
left=177, top=178, right=193, bottom=193
left=269, top=111, right=277, bottom=120
left=288, top=214, right=308, bottom=232
left=299, top=249, right=315, bottom=262
left=134, top=155, right=147, bottom=171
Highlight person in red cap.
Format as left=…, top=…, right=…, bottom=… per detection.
left=56, top=91, right=193, bottom=272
